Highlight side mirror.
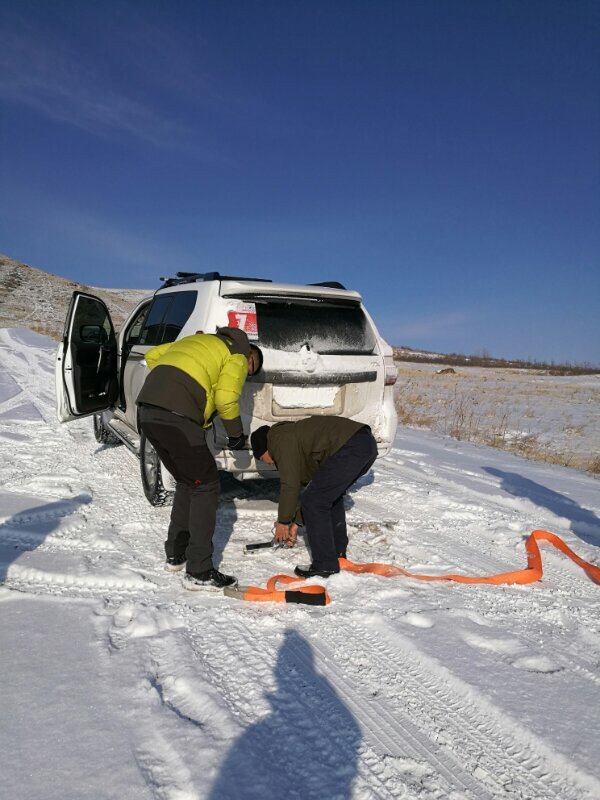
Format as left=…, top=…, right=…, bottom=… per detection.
left=80, top=325, right=106, bottom=344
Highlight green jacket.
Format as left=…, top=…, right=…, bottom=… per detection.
left=267, top=416, right=367, bottom=523
left=136, top=327, right=250, bottom=437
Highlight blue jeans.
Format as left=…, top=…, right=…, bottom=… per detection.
left=300, top=427, right=378, bottom=571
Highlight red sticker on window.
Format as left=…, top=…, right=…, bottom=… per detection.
left=227, top=309, right=258, bottom=339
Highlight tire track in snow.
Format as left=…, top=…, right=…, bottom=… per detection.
left=176, top=612, right=405, bottom=799
left=287, top=624, right=492, bottom=799
left=304, top=612, right=598, bottom=800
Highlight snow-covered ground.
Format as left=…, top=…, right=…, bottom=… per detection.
left=1, top=327, right=599, bottom=800
left=395, top=361, right=600, bottom=471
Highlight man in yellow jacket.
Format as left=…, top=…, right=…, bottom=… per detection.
left=137, top=327, right=262, bottom=589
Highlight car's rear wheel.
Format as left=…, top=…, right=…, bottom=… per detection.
left=93, top=413, right=120, bottom=445
left=140, top=432, right=172, bottom=506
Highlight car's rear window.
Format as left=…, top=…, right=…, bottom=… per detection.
left=254, top=299, right=376, bottom=354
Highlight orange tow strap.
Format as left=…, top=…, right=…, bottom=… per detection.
left=224, top=574, right=331, bottom=606
left=225, top=530, right=599, bottom=606
left=340, top=529, right=600, bottom=586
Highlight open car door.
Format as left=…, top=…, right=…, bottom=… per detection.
left=55, top=292, right=119, bottom=422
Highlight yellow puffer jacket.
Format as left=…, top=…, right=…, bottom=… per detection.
left=144, top=332, right=248, bottom=426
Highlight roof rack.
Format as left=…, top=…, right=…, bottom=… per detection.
left=159, top=271, right=273, bottom=288
left=158, top=272, right=347, bottom=291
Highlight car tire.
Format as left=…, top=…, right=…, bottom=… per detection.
left=140, top=431, right=172, bottom=506
left=93, top=413, right=120, bottom=445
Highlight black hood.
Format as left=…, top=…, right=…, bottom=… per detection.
left=215, top=326, right=251, bottom=357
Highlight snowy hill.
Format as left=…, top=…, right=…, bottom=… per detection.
left=1, top=327, right=599, bottom=799
left=0, top=253, right=150, bottom=339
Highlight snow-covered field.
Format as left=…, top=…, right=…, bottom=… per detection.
left=395, top=362, right=600, bottom=472
left=1, top=327, right=599, bottom=800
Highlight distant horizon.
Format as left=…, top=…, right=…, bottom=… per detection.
left=3, top=249, right=598, bottom=367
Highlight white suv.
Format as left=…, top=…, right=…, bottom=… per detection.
left=55, top=271, right=398, bottom=504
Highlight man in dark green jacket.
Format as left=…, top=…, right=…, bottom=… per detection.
left=137, top=327, right=262, bottom=589
left=251, top=416, right=378, bottom=578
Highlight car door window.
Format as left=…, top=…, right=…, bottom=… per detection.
left=162, top=292, right=197, bottom=342
left=138, top=291, right=197, bottom=346
left=71, top=296, right=115, bottom=346
left=137, top=296, right=172, bottom=346
left=125, top=304, right=150, bottom=346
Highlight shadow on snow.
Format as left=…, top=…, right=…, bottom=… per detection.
left=484, top=467, right=600, bottom=547
left=208, top=629, right=361, bottom=800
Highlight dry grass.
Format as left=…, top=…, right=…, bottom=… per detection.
left=394, top=378, right=436, bottom=428
left=588, top=457, right=600, bottom=476
left=394, top=366, right=599, bottom=476
left=30, top=323, right=61, bottom=340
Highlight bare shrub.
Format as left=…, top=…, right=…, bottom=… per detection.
left=587, top=457, right=600, bottom=476
left=394, top=378, right=435, bottom=428
left=446, top=392, right=480, bottom=441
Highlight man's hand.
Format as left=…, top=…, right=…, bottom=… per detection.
left=288, top=523, right=299, bottom=547
left=274, top=522, right=298, bottom=547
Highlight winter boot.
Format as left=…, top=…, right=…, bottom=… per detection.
left=294, top=563, right=340, bottom=579
left=182, top=568, right=237, bottom=590
left=165, top=554, right=187, bottom=572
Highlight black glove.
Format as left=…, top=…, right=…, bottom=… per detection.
left=227, top=434, right=247, bottom=451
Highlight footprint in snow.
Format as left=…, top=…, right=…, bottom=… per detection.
left=461, top=630, right=523, bottom=656
left=512, top=655, right=564, bottom=674
left=460, top=629, right=563, bottom=673
left=447, top=608, right=493, bottom=627
left=107, top=603, right=184, bottom=650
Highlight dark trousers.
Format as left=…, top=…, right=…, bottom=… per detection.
left=301, top=427, right=378, bottom=571
left=138, top=406, right=219, bottom=573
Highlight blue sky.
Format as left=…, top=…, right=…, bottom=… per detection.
left=1, top=0, right=598, bottom=363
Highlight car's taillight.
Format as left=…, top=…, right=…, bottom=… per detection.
left=384, top=355, right=398, bottom=386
